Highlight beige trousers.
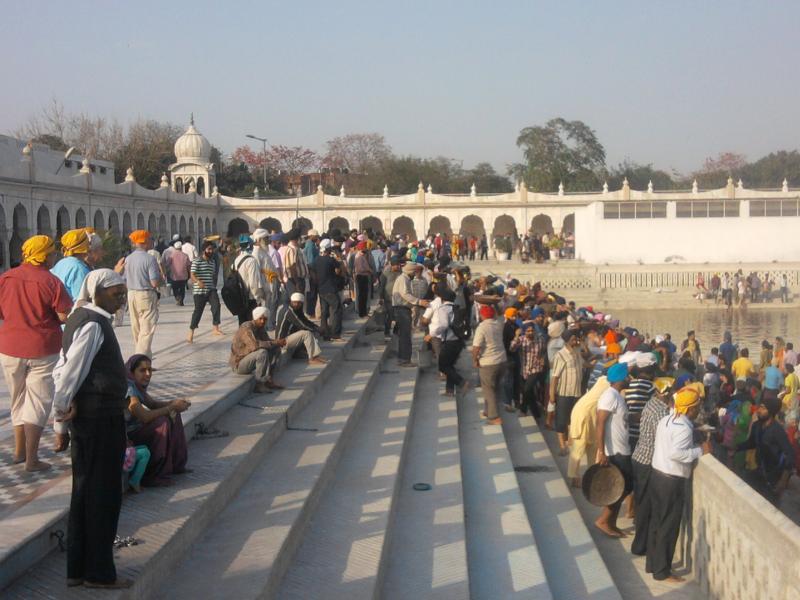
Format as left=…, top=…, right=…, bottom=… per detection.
left=128, top=289, right=159, bottom=357
left=284, top=330, right=321, bottom=359
left=567, top=437, right=597, bottom=479
left=0, top=353, right=58, bottom=427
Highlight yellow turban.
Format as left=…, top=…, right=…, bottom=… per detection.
left=129, top=230, right=150, bottom=245
left=22, top=235, right=55, bottom=266
left=61, top=229, right=91, bottom=256
left=673, top=384, right=703, bottom=415
left=504, top=307, right=518, bottom=319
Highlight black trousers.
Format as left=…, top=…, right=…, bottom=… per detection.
left=306, top=270, right=319, bottom=316
left=67, top=414, right=126, bottom=583
left=319, top=292, right=343, bottom=337
left=439, top=339, right=464, bottom=392
left=509, top=355, right=521, bottom=407
left=383, top=305, right=394, bottom=336
left=522, top=371, right=545, bottom=418
left=237, top=299, right=257, bottom=326
left=395, top=306, right=412, bottom=361
left=479, top=248, right=488, bottom=260
left=190, top=290, right=221, bottom=329
left=172, top=280, right=187, bottom=304
left=355, top=274, right=370, bottom=317
left=646, top=470, right=687, bottom=580
left=631, top=460, right=653, bottom=555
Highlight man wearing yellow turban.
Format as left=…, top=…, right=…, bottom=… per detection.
left=51, top=229, right=93, bottom=301
left=0, top=234, right=72, bottom=471
left=646, top=383, right=710, bottom=582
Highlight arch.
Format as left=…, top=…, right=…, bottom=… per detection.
left=196, top=177, right=205, bottom=197
left=108, top=210, right=120, bottom=236
left=93, top=210, right=104, bottom=232
left=204, top=217, right=211, bottom=235
left=530, top=214, right=553, bottom=235
left=291, top=217, right=313, bottom=235
left=122, top=212, right=133, bottom=238
left=175, top=177, right=183, bottom=194
left=136, top=213, right=145, bottom=230
left=197, top=219, right=205, bottom=243
left=228, top=217, right=250, bottom=238
left=428, top=215, right=452, bottom=237
left=459, top=214, right=485, bottom=238
left=259, top=217, right=282, bottom=233
left=328, top=216, right=349, bottom=235
left=492, top=214, right=517, bottom=239
left=159, top=215, right=167, bottom=239
left=170, top=215, right=178, bottom=237
left=189, top=217, right=196, bottom=238
left=10, top=203, right=29, bottom=266
left=148, top=213, right=157, bottom=234
left=562, top=213, right=575, bottom=234
left=360, top=216, right=383, bottom=234
left=392, top=216, right=417, bottom=240
left=179, top=216, right=187, bottom=236
left=75, top=208, right=87, bottom=229
left=56, top=206, right=70, bottom=239
left=212, top=218, right=218, bottom=235
left=36, top=205, right=51, bottom=236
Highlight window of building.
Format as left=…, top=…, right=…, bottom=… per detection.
left=99, top=166, right=107, bottom=174
left=782, top=199, right=799, bottom=216
left=676, top=200, right=738, bottom=218
left=604, top=202, right=620, bottom=219
left=603, top=201, right=668, bottom=219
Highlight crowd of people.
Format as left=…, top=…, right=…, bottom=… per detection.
left=695, top=270, right=792, bottom=305
left=0, top=222, right=795, bottom=588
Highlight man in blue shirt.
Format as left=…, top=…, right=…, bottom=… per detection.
left=51, top=229, right=92, bottom=300
left=303, top=230, right=320, bottom=317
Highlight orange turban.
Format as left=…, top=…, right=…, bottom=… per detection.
left=129, top=230, right=150, bottom=245
left=607, top=342, right=622, bottom=356
left=22, top=235, right=55, bottom=266
left=61, top=229, right=91, bottom=256
left=504, top=307, right=518, bottom=320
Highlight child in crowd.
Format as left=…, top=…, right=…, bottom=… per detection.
left=124, top=441, right=151, bottom=493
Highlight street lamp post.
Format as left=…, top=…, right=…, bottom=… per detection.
left=245, top=134, right=269, bottom=191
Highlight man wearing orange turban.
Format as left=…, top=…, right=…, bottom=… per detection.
left=123, top=230, right=162, bottom=356
left=0, top=234, right=72, bottom=470
left=51, top=229, right=92, bottom=301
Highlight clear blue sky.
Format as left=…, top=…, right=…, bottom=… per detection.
left=3, top=0, right=798, bottom=178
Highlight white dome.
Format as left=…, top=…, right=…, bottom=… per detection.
left=174, top=122, right=211, bottom=162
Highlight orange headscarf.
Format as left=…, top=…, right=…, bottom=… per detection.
left=129, top=230, right=150, bottom=245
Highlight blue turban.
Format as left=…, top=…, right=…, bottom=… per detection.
left=607, top=362, right=629, bottom=384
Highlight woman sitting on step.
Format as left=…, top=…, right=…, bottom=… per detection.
left=125, top=354, right=191, bottom=486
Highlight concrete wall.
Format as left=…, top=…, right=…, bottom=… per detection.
left=690, top=456, right=800, bottom=600
left=576, top=200, right=800, bottom=264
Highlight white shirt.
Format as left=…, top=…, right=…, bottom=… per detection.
left=422, top=296, right=442, bottom=322
left=429, top=302, right=455, bottom=341
left=651, top=412, right=703, bottom=478
left=597, top=387, right=630, bottom=456
left=182, top=242, right=198, bottom=262
left=234, top=252, right=266, bottom=303
left=52, top=304, right=111, bottom=433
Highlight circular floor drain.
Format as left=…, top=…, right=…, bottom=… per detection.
left=413, top=483, right=432, bottom=491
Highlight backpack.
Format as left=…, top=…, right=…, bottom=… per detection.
left=221, top=255, right=254, bottom=316
left=447, top=304, right=471, bottom=342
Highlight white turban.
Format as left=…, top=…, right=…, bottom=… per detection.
left=290, top=292, right=304, bottom=303
left=320, top=238, right=332, bottom=251
left=88, top=232, right=103, bottom=251
left=172, top=234, right=180, bottom=241
left=252, top=228, right=269, bottom=241
left=75, top=268, right=126, bottom=305
left=252, top=306, right=268, bottom=320
left=174, top=241, right=182, bottom=249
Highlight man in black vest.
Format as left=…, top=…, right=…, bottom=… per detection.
left=54, top=269, right=132, bottom=589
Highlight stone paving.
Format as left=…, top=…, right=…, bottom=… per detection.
left=0, top=301, right=238, bottom=517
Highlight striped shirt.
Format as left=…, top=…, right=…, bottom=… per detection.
left=625, top=378, right=655, bottom=440
left=551, top=346, right=583, bottom=398
left=631, top=395, right=670, bottom=465
left=191, top=257, right=217, bottom=295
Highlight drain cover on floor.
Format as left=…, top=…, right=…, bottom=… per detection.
left=412, top=483, right=432, bottom=491
left=513, top=465, right=553, bottom=473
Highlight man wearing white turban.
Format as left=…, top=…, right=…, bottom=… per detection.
left=52, top=268, right=132, bottom=589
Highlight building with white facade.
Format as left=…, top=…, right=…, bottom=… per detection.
left=1, top=120, right=798, bottom=268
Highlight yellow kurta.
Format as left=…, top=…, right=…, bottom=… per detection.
left=567, top=376, right=610, bottom=478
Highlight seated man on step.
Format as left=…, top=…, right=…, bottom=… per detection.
left=230, top=307, right=285, bottom=393
left=275, top=292, right=327, bottom=364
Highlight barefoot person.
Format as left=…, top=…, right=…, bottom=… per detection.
left=646, top=384, right=710, bottom=583
left=0, top=235, right=72, bottom=471
left=188, top=240, right=223, bottom=343
left=53, top=269, right=132, bottom=589
left=594, top=362, right=634, bottom=538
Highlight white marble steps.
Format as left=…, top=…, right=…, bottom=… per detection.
left=1, top=318, right=370, bottom=599
left=378, top=364, right=469, bottom=599
left=502, top=413, right=622, bottom=600
left=157, top=335, right=391, bottom=600
left=456, top=353, right=553, bottom=600
left=273, top=335, right=423, bottom=600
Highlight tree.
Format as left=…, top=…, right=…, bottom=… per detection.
left=740, top=151, right=800, bottom=188
left=267, top=145, right=320, bottom=177
left=31, top=134, right=69, bottom=152
left=509, top=118, right=606, bottom=192
left=110, top=119, right=182, bottom=188
left=463, top=162, right=513, bottom=194
left=701, top=152, right=747, bottom=174
left=324, top=133, right=392, bottom=175
left=606, top=160, right=675, bottom=191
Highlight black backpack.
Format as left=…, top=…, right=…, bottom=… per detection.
left=221, top=255, right=254, bottom=316
left=450, top=305, right=471, bottom=342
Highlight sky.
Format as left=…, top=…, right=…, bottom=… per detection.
left=3, top=0, right=799, bottom=179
